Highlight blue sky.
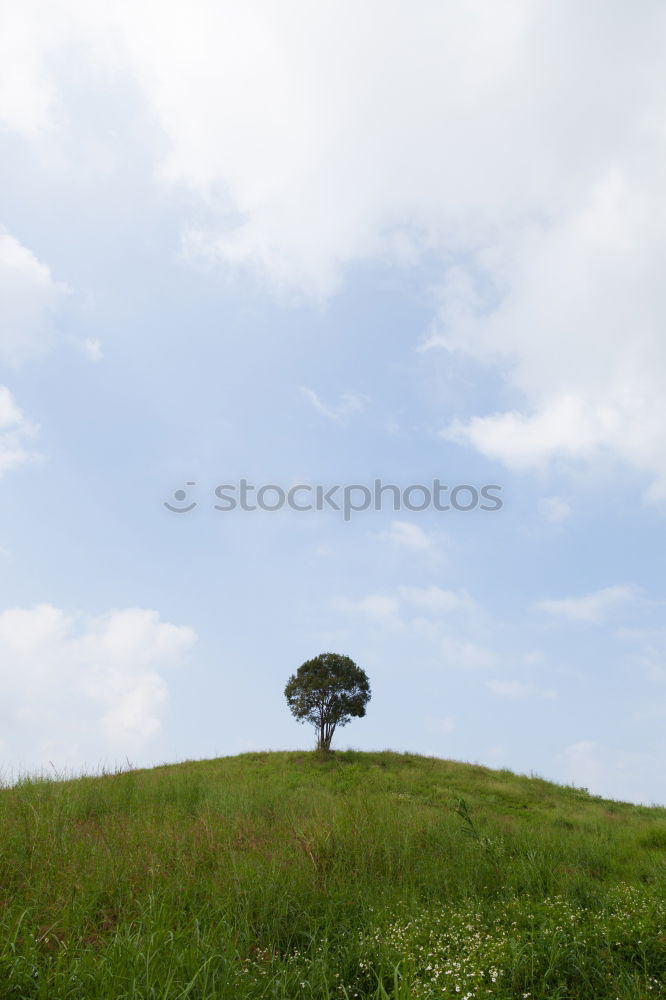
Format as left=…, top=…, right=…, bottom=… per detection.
left=1, top=1, right=666, bottom=803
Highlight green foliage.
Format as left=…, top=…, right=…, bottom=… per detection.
left=640, top=826, right=666, bottom=850
left=284, top=652, right=371, bottom=750
left=0, top=750, right=665, bottom=998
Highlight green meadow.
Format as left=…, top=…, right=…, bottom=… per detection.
left=2, top=750, right=666, bottom=999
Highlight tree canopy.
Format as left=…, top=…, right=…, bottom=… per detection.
left=284, top=652, right=371, bottom=751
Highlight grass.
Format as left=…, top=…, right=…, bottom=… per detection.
left=1, top=749, right=666, bottom=998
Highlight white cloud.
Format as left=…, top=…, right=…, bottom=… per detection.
left=334, top=585, right=491, bottom=677
left=0, top=230, right=68, bottom=366
left=0, top=386, right=29, bottom=432
left=3, top=3, right=666, bottom=491
left=82, top=337, right=103, bottom=361
left=486, top=679, right=556, bottom=699
left=435, top=167, right=666, bottom=499
left=336, top=585, right=473, bottom=624
left=300, top=387, right=367, bottom=423
left=0, top=231, right=65, bottom=477
left=522, top=650, right=545, bottom=666
left=335, top=586, right=498, bottom=674
left=425, top=714, right=455, bottom=735
left=0, top=604, right=196, bottom=775
left=384, top=521, right=433, bottom=552
left=558, top=740, right=666, bottom=805
left=444, top=397, right=608, bottom=471
left=440, top=634, right=497, bottom=670
left=399, top=585, right=474, bottom=615
left=335, top=587, right=502, bottom=673
left=0, top=385, right=39, bottom=477
left=615, top=626, right=666, bottom=684
left=0, top=4, right=59, bottom=137
left=487, top=680, right=530, bottom=699
left=535, top=584, right=638, bottom=624
left=334, top=594, right=400, bottom=621
left=539, top=496, right=572, bottom=524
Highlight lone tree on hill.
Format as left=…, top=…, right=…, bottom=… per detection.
left=284, top=653, right=371, bottom=751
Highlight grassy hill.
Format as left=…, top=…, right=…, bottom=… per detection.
left=2, top=750, right=666, bottom=999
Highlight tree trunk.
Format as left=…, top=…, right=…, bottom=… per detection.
left=316, top=720, right=336, bottom=751
left=317, top=720, right=333, bottom=751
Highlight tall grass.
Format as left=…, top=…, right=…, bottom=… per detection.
left=0, top=750, right=665, bottom=997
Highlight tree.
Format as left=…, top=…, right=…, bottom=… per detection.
left=284, top=652, right=371, bottom=751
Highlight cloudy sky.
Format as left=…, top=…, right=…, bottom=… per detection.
left=1, top=0, right=665, bottom=803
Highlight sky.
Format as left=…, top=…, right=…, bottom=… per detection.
left=1, top=0, right=666, bottom=804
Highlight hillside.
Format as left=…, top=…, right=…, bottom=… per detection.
left=1, top=750, right=666, bottom=998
